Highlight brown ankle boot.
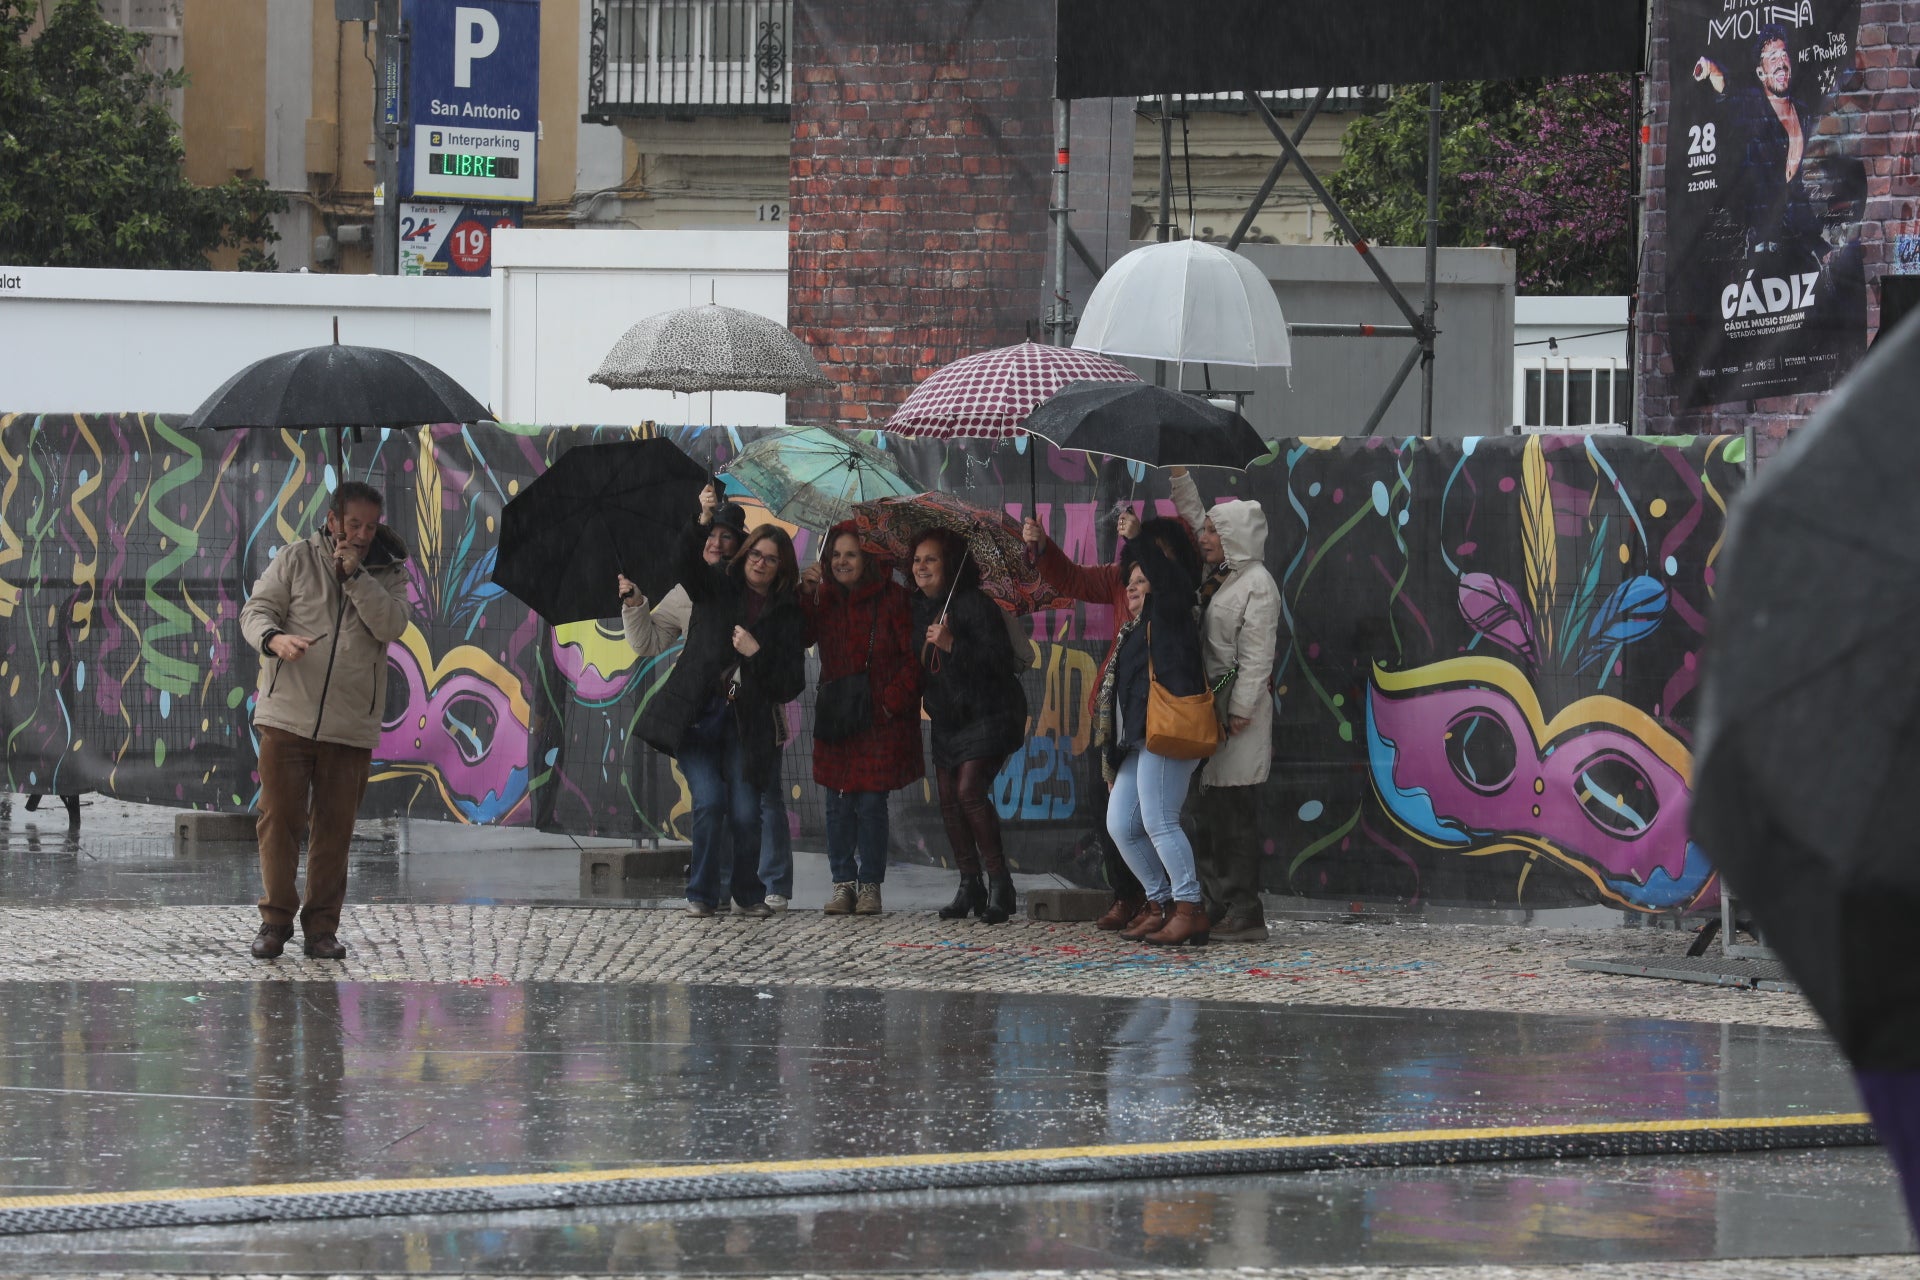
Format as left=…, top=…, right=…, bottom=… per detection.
left=1144, top=901, right=1210, bottom=947
left=1119, top=900, right=1168, bottom=941
left=1095, top=895, right=1144, bottom=932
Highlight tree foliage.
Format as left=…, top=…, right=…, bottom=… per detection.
left=1327, top=76, right=1635, bottom=295
left=0, top=0, right=284, bottom=269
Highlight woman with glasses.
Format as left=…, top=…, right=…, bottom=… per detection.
left=909, top=529, right=1028, bottom=924
left=637, top=486, right=806, bottom=918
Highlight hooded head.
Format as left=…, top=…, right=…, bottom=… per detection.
left=1205, top=499, right=1268, bottom=571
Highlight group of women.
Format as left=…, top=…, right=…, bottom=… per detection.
left=630, top=486, right=1027, bottom=925
left=628, top=482, right=1222, bottom=947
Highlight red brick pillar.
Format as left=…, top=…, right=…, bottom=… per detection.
left=787, top=1, right=1055, bottom=426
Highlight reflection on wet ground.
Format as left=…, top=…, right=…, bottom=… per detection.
left=0, top=981, right=1866, bottom=1195
left=0, top=978, right=1908, bottom=1271
left=3, top=1150, right=1907, bottom=1274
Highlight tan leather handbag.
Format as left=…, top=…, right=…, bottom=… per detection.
left=1144, top=628, right=1220, bottom=760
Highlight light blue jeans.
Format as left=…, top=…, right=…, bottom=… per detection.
left=1106, top=748, right=1201, bottom=904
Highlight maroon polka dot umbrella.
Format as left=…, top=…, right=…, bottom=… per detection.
left=884, top=341, right=1141, bottom=506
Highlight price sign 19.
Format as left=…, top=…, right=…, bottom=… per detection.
left=448, top=220, right=493, bottom=274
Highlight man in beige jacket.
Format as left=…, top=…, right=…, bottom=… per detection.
left=239, top=481, right=412, bottom=960
left=1171, top=468, right=1282, bottom=942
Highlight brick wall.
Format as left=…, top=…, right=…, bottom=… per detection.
left=1638, top=1, right=1920, bottom=453
left=787, top=0, right=1055, bottom=426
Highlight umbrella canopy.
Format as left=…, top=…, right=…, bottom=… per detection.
left=851, top=491, right=1065, bottom=616
left=491, top=438, right=709, bottom=626
left=719, top=427, right=919, bottom=532
left=1690, top=315, right=1920, bottom=1073
left=589, top=304, right=832, bottom=395
left=884, top=340, right=1140, bottom=440
left=181, top=344, right=493, bottom=431
left=1023, top=381, right=1271, bottom=469
left=1072, top=238, right=1292, bottom=370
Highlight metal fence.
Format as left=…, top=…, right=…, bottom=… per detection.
left=588, top=0, right=792, bottom=119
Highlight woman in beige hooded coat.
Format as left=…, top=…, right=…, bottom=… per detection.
left=1170, top=469, right=1283, bottom=941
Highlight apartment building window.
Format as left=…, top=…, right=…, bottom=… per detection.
left=594, top=0, right=790, bottom=114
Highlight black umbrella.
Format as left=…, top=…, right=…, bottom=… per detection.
left=1021, top=381, right=1270, bottom=469
left=1690, top=314, right=1920, bottom=1075
left=182, top=342, right=494, bottom=468
left=491, top=438, right=709, bottom=626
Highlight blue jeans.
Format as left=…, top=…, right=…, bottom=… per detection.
left=824, top=788, right=889, bottom=884
left=1106, top=748, right=1201, bottom=904
left=759, top=772, right=793, bottom=899
left=678, top=723, right=764, bottom=909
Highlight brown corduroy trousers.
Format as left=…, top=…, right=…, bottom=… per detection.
left=255, top=725, right=373, bottom=938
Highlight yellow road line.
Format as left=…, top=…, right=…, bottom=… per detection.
left=0, top=1112, right=1871, bottom=1212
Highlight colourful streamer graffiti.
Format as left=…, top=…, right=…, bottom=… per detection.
left=0, top=413, right=1741, bottom=911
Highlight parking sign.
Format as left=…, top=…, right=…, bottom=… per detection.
left=403, top=0, right=539, bottom=204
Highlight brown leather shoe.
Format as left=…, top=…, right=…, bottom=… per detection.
left=303, top=934, right=349, bottom=960
left=1144, top=901, right=1211, bottom=947
left=1119, top=900, right=1168, bottom=941
left=250, top=921, right=293, bottom=960
left=1094, top=895, right=1144, bottom=932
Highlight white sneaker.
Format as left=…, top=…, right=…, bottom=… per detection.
left=765, top=894, right=789, bottom=913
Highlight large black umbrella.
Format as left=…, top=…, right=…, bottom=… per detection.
left=491, top=438, right=709, bottom=626
left=1022, top=381, right=1270, bottom=469
left=182, top=342, right=493, bottom=470
left=183, top=344, right=493, bottom=431
left=1690, top=313, right=1920, bottom=1227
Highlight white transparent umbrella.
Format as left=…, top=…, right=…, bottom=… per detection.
left=1072, top=239, right=1291, bottom=371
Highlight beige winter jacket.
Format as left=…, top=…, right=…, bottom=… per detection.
left=1171, top=472, right=1283, bottom=788
left=622, top=584, right=692, bottom=657
left=239, top=525, right=413, bottom=750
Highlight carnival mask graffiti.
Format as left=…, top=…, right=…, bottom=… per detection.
left=1366, top=655, right=1713, bottom=911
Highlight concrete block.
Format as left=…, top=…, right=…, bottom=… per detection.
left=1024, top=888, right=1112, bottom=922
left=174, top=810, right=257, bottom=854
left=580, top=845, right=691, bottom=897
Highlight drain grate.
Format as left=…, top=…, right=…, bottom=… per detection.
left=1568, top=954, right=1799, bottom=991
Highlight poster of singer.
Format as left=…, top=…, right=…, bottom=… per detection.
left=1665, top=0, right=1867, bottom=407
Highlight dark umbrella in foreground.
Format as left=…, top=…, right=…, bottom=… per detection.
left=491, top=437, right=709, bottom=626
left=851, top=491, right=1067, bottom=617
left=182, top=342, right=494, bottom=468
left=1690, top=314, right=1920, bottom=1228
left=1022, top=381, right=1271, bottom=470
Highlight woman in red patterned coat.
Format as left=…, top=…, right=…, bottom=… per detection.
left=799, top=522, right=924, bottom=917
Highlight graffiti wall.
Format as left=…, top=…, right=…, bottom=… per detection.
left=0, top=413, right=1741, bottom=912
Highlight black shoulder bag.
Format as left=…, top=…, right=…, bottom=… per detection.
left=813, top=605, right=879, bottom=744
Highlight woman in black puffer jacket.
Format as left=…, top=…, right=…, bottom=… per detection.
left=1098, top=519, right=1212, bottom=947
left=909, top=529, right=1028, bottom=924
left=637, top=487, right=806, bottom=918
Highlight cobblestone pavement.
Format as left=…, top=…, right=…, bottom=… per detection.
left=0, top=899, right=1818, bottom=1029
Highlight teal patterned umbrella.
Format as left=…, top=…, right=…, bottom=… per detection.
left=720, top=427, right=920, bottom=531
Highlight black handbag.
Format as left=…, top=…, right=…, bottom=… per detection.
left=813, top=606, right=879, bottom=744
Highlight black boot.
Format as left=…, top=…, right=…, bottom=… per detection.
left=982, top=873, right=1017, bottom=925
left=938, top=873, right=986, bottom=920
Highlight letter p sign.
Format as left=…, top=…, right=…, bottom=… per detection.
left=453, top=7, right=500, bottom=89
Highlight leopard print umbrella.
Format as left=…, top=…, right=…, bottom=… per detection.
left=591, top=303, right=832, bottom=395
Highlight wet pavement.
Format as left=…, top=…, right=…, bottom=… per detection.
left=0, top=798, right=1911, bottom=1276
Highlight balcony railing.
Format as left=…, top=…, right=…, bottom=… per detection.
left=588, top=0, right=792, bottom=120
